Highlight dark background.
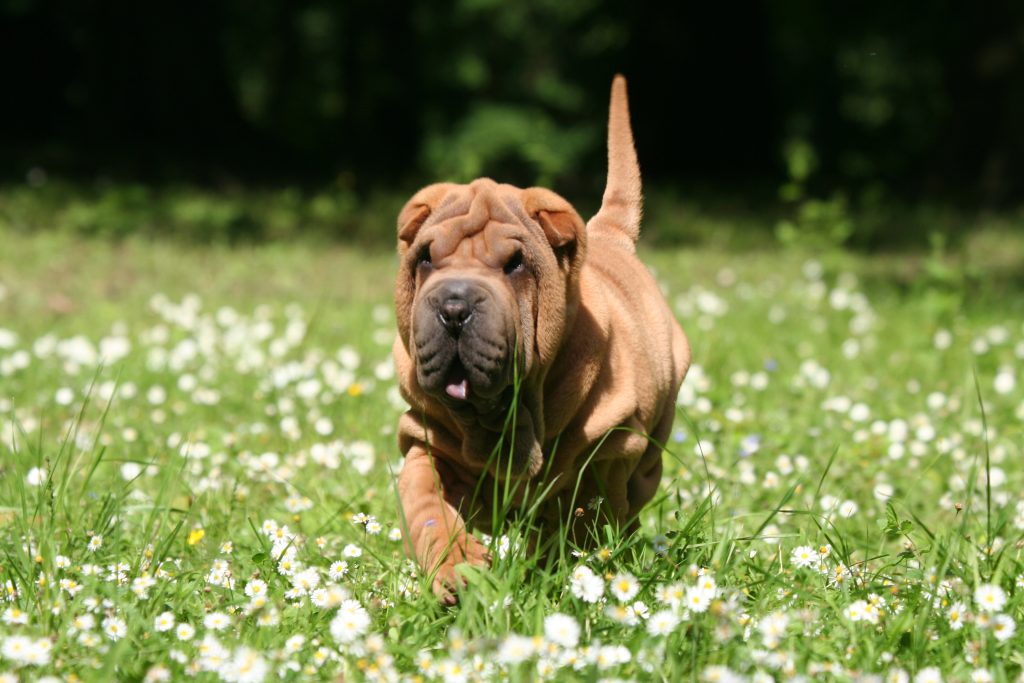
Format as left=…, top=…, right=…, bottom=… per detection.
left=2, top=0, right=1023, bottom=243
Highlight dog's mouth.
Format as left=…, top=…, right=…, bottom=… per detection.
left=444, top=359, right=470, bottom=401
left=439, top=356, right=517, bottom=430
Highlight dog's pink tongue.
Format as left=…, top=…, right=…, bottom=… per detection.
left=446, top=378, right=469, bottom=400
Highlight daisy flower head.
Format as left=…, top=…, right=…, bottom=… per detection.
left=758, top=611, right=789, bottom=648
left=656, top=582, right=686, bottom=609
left=610, top=572, right=640, bottom=602
left=291, top=567, right=320, bottom=594
left=569, top=565, right=605, bottom=604
left=595, top=644, right=631, bottom=670
left=830, top=563, right=850, bottom=587
left=144, top=664, right=172, bottom=682
left=3, top=636, right=52, bottom=666
left=203, top=612, right=230, bottom=631
left=685, top=585, right=711, bottom=613
left=947, top=602, right=966, bottom=630
left=26, top=467, right=46, bottom=487
left=285, top=634, right=305, bottom=654
left=285, top=496, right=313, bottom=513
left=342, top=544, right=362, bottom=559
left=219, top=647, right=268, bottom=683
left=71, top=610, right=95, bottom=634
left=328, top=561, right=349, bottom=581
left=886, top=669, right=910, bottom=683
left=87, top=535, right=103, bottom=552
left=790, top=545, right=820, bottom=569
left=329, top=599, right=370, bottom=644
left=701, top=665, right=741, bottom=682
left=311, top=584, right=348, bottom=609
left=973, top=583, right=1007, bottom=613
left=176, top=623, right=196, bottom=641
left=154, top=611, right=176, bottom=632
left=992, top=613, right=1016, bottom=642
left=102, top=616, right=127, bottom=641
left=543, top=613, right=580, bottom=648
left=256, top=608, right=280, bottom=627
left=496, top=635, right=536, bottom=665
left=244, top=579, right=267, bottom=598
left=696, top=573, right=717, bottom=598
left=844, top=600, right=868, bottom=622
left=604, top=603, right=639, bottom=626
left=914, top=667, right=942, bottom=683
left=2, top=607, right=28, bottom=625
left=647, top=609, right=681, bottom=636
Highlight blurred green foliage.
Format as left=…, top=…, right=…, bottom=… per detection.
left=1, top=1, right=1023, bottom=246
left=3, top=182, right=1023, bottom=254
left=0, top=183, right=391, bottom=244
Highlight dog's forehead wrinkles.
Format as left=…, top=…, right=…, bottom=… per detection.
left=428, top=182, right=535, bottom=259
left=430, top=188, right=472, bottom=225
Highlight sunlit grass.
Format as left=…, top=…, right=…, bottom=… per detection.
left=0, top=229, right=1023, bottom=681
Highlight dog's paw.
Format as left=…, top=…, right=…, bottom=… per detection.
left=428, top=532, right=491, bottom=605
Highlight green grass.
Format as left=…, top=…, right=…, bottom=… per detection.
left=1, top=229, right=1023, bottom=681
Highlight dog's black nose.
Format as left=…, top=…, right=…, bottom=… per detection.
left=439, top=297, right=472, bottom=335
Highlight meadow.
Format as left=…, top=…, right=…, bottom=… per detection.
left=1, top=227, right=1023, bottom=682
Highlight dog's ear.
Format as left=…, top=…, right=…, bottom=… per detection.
left=534, top=210, right=582, bottom=250
left=521, top=187, right=586, bottom=261
left=397, top=184, right=458, bottom=247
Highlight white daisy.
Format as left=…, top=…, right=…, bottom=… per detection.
left=992, top=614, right=1016, bottom=642
left=102, top=616, right=127, bottom=641
left=913, top=667, right=942, bottom=683
left=570, top=566, right=605, bottom=604
left=791, top=545, right=820, bottom=568
left=543, top=613, right=580, bottom=648
left=154, top=612, right=176, bottom=632
left=329, top=599, right=370, bottom=644
left=203, top=612, right=230, bottom=631
left=685, top=586, right=711, bottom=613
left=947, top=602, right=966, bottom=630
left=609, top=572, right=640, bottom=602
left=974, top=584, right=1007, bottom=613
left=647, top=609, right=681, bottom=636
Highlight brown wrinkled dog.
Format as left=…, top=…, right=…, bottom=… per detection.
left=393, top=76, right=690, bottom=603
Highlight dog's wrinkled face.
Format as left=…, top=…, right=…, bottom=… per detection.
left=395, top=179, right=586, bottom=471
left=411, top=214, right=531, bottom=423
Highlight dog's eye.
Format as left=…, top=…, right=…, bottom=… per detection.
left=503, top=250, right=524, bottom=275
left=416, top=245, right=432, bottom=269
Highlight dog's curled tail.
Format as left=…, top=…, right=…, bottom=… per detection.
left=588, top=74, right=642, bottom=248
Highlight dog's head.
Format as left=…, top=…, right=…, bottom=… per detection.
left=394, top=178, right=586, bottom=476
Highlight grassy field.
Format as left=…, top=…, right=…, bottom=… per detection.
left=1, top=229, right=1023, bottom=682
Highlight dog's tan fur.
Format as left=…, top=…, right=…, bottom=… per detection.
left=393, top=76, right=690, bottom=602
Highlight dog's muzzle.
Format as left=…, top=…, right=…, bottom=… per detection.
left=413, top=278, right=513, bottom=409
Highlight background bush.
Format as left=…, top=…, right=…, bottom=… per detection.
left=1, top=0, right=1023, bottom=245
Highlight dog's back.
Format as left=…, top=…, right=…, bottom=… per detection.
left=538, top=76, right=690, bottom=531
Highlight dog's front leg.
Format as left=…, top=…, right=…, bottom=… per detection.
left=397, top=445, right=491, bottom=604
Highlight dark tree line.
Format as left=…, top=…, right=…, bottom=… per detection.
left=2, top=0, right=1023, bottom=207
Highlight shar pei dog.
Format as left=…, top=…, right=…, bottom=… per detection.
left=393, top=75, right=691, bottom=602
